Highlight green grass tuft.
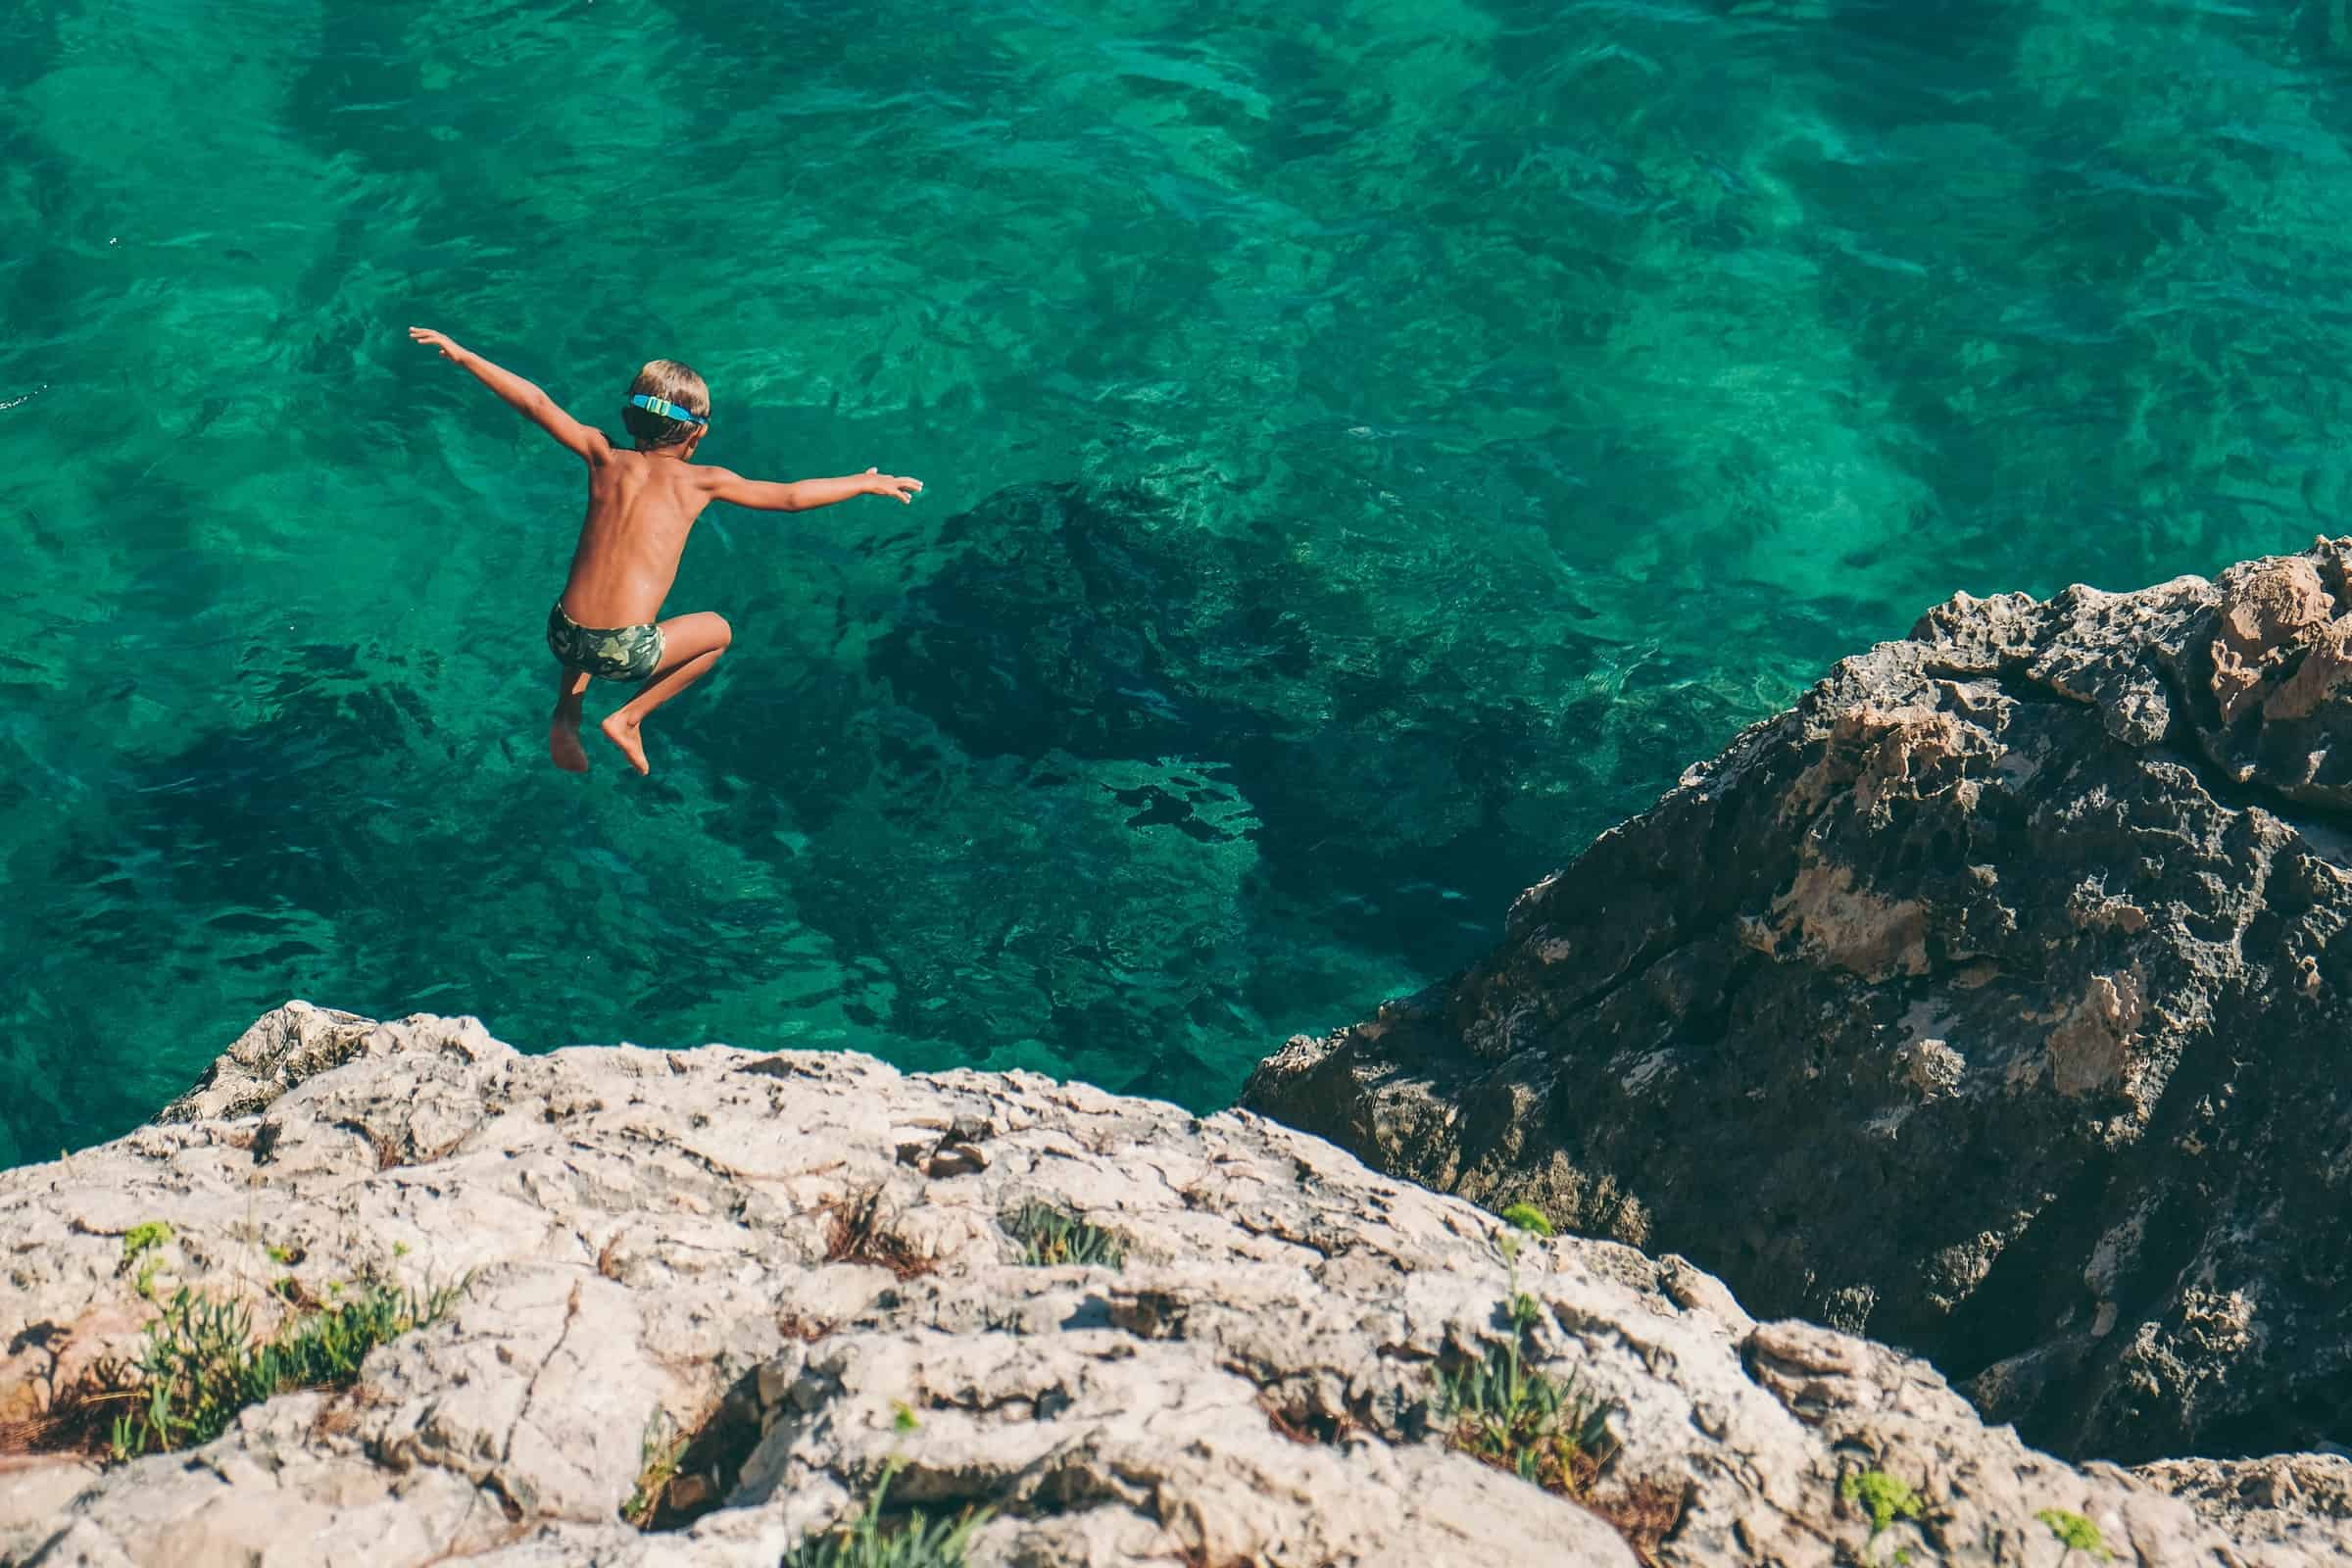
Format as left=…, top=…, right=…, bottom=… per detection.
left=1440, top=1283, right=1614, bottom=1497
left=107, top=1280, right=460, bottom=1460
left=1000, top=1201, right=1126, bottom=1269
left=781, top=1458, right=990, bottom=1567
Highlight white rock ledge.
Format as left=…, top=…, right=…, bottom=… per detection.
left=1, top=1003, right=2346, bottom=1566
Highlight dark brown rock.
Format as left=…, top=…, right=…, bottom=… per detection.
left=1244, top=539, right=2352, bottom=1465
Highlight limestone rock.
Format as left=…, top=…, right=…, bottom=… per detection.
left=1243, top=539, right=2352, bottom=1465
left=4, top=1005, right=2340, bottom=1563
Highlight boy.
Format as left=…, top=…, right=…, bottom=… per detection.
left=408, top=327, right=921, bottom=775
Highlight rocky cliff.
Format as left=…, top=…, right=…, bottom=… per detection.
left=1246, top=540, right=2352, bottom=1468
left=6, top=1004, right=2347, bottom=1565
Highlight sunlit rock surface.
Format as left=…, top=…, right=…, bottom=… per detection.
left=8, top=1004, right=2346, bottom=1564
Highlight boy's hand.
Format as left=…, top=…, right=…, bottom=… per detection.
left=408, top=326, right=468, bottom=364
left=863, top=466, right=923, bottom=504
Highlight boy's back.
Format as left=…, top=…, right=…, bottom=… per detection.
left=561, top=447, right=713, bottom=629
left=409, top=329, right=920, bottom=775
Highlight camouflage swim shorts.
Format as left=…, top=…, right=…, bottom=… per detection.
left=546, top=603, right=664, bottom=682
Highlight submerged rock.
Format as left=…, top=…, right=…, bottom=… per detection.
left=4, top=1004, right=2341, bottom=1564
left=1245, top=538, right=2352, bottom=1466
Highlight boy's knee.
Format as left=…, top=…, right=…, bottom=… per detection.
left=713, top=614, right=733, bottom=650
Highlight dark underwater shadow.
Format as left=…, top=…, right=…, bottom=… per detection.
left=855, top=479, right=1682, bottom=961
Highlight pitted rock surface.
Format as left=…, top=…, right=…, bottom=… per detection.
left=4, top=1004, right=2343, bottom=1564
left=1246, top=539, right=2352, bottom=1465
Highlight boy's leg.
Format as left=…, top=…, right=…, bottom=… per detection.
left=600, top=612, right=732, bottom=775
left=549, top=665, right=592, bottom=773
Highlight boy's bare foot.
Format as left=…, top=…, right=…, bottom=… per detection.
left=600, top=711, right=651, bottom=775
left=550, top=718, right=590, bottom=774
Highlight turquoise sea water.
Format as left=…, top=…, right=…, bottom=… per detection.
left=6, top=0, right=2350, bottom=1164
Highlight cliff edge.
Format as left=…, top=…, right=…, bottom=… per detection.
left=1247, top=540, right=2352, bottom=1467
left=6, top=1004, right=2347, bottom=1564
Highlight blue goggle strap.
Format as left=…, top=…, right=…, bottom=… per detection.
left=628, top=393, right=708, bottom=426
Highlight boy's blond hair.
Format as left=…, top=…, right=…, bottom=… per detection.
left=622, top=359, right=710, bottom=447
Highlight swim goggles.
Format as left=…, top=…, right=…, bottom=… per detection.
left=628, top=393, right=708, bottom=426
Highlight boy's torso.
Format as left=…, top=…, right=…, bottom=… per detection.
left=558, top=450, right=713, bottom=628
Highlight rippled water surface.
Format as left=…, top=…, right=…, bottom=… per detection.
left=6, top=0, right=2352, bottom=1161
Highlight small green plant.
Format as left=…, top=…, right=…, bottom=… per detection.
left=105, top=1280, right=460, bottom=1461
left=1439, top=1264, right=1614, bottom=1497
left=2036, top=1508, right=2112, bottom=1564
left=122, top=1221, right=173, bottom=1257
left=623, top=1415, right=688, bottom=1529
left=265, top=1244, right=293, bottom=1265
left=1841, top=1468, right=1924, bottom=1560
left=121, top=1222, right=173, bottom=1299
left=1499, top=1202, right=1554, bottom=1237
left=1000, top=1201, right=1126, bottom=1269
left=780, top=1457, right=990, bottom=1568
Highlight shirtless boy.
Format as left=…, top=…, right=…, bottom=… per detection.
left=408, top=327, right=921, bottom=775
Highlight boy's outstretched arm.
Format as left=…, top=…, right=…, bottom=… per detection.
left=701, top=466, right=922, bottom=511
left=408, top=327, right=610, bottom=465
